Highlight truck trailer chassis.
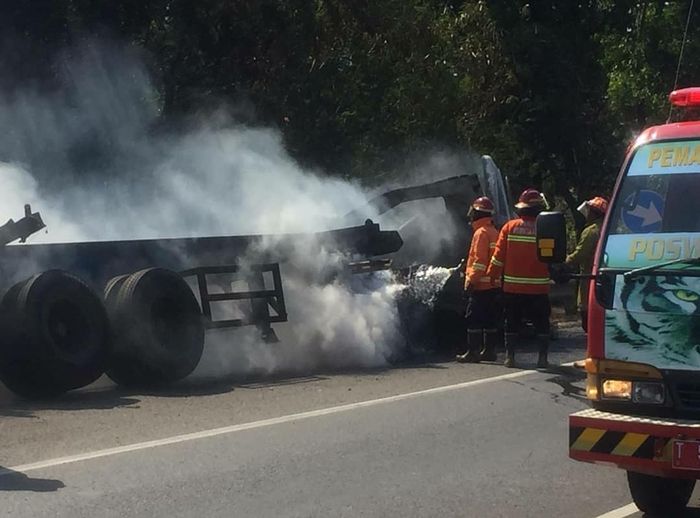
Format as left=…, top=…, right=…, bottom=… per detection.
left=0, top=207, right=403, bottom=399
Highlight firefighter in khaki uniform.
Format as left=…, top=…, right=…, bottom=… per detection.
left=566, top=196, right=608, bottom=332
left=487, top=189, right=551, bottom=368
left=457, top=197, right=501, bottom=363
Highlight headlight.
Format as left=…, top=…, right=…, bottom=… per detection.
left=600, top=379, right=665, bottom=404
left=633, top=381, right=665, bottom=404
left=602, top=379, right=632, bottom=400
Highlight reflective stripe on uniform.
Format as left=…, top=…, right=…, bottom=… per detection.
left=503, top=274, right=550, bottom=285
left=506, top=234, right=536, bottom=243
left=490, top=257, right=504, bottom=267
left=472, top=263, right=486, bottom=271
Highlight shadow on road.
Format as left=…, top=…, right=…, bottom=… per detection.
left=0, top=327, right=586, bottom=416
left=0, top=390, right=141, bottom=418
left=0, top=372, right=321, bottom=414
left=645, top=509, right=700, bottom=518
left=0, top=468, right=65, bottom=492
left=542, top=365, right=587, bottom=402
left=502, top=362, right=587, bottom=404
left=0, top=407, right=37, bottom=419
left=236, top=375, right=328, bottom=389
left=135, top=377, right=239, bottom=398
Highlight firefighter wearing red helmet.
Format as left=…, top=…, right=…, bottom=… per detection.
left=486, top=188, right=551, bottom=368
left=566, top=196, right=608, bottom=331
left=457, top=196, right=501, bottom=363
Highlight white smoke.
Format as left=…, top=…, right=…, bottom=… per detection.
left=0, top=126, right=371, bottom=242
left=0, top=42, right=444, bottom=378
left=198, top=269, right=408, bottom=378
left=0, top=43, right=374, bottom=241
left=0, top=162, right=86, bottom=242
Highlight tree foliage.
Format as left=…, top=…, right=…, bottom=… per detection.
left=1, top=0, right=698, bottom=212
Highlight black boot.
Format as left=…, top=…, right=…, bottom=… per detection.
left=537, top=334, right=550, bottom=369
left=480, top=329, right=499, bottom=362
left=457, top=330, right=483, bottom=363
left=504, top=332, right=517, bottom=368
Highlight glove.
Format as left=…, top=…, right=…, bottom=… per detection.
left=549, top=264, right=572, bottom=284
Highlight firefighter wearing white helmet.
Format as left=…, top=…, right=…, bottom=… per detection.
left=566, top=196, right=608, bottom=331
left=457, top=196, right=502, bottom=363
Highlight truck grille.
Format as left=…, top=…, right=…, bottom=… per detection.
left=675, top=382, right=700, bottom=410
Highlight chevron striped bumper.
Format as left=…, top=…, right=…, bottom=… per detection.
left=570, top=409, right=700, bottom=477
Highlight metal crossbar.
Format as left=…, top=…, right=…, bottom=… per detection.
left=181, top=263, right=287, bottom=330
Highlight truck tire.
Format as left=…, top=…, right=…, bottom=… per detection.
left=103, top=274, right=130, bottom=310
left=0, top=271, right=110, bottom=399
left=106, top=268, right=204, bottom=388
left=627, top=471, right=695, bottom=514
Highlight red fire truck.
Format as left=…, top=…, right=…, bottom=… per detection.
left=538, top=87, right=700, bottom=514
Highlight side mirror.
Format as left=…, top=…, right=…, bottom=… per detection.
left=535, top=211, right=567, bottom=263
left=594, top=270, right=615, bottom=309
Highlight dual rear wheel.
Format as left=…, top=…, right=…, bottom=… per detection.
left=0, top=268, right=204, bottom=399
left=105, top=268, right=204, bottom=388
left=0, top=270, right=109, bottom=399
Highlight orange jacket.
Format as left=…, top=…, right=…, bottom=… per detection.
left=486, top=216, right=550, bottom=294
left=465, top=218, right=500, bottom=291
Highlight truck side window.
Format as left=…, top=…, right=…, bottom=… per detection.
left=663, top=173, right=700, bottom=232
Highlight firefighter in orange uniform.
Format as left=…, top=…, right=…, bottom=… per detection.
left=487, top=189, right=551, bottom=368
left=457, top=197, right=501, bottom=363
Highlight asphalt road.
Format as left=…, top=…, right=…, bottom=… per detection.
left=2, top=324, right=698, bottom=517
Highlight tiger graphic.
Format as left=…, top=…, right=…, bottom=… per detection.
left=606, top=274, right=700, bottom=369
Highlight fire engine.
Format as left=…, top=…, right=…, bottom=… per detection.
left=538, top=87, right=700, bottom=514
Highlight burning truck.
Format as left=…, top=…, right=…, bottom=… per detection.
left=0, top=156, right=512, bottom=400
left=348, top=156, right=514, bottom=353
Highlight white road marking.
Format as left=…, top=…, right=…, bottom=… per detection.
left=1, top=367, right=550, bottom=476
left=594, top=503, right=638, bottom=518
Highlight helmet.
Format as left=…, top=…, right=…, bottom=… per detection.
left=577, top=196, right=608, bottom=217
left=470, top=196, right=495, bottom=215
left=586, top=196, right=608, bottom=214
left=515, top=188, right=546, bottom=209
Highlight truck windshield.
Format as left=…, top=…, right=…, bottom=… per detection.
left=604, top=140, right=700, bottom=270
left=608, top=172, right=700, bottom=235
